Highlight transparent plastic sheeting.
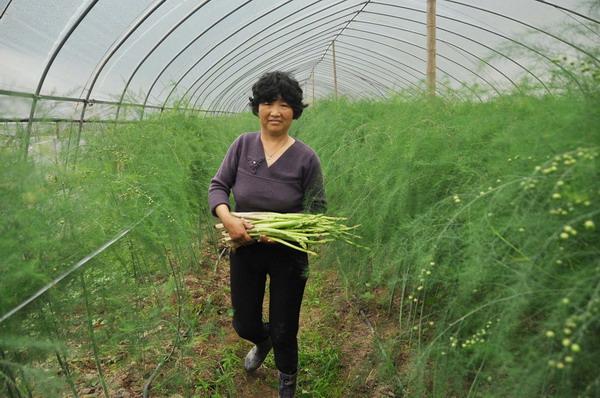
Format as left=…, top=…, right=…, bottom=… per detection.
left=0, top=0, right=598, bottom=119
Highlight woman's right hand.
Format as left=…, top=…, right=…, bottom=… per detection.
left=223, top=215, right=255, bottom=247
left=215, top=204, right=256, bottom=247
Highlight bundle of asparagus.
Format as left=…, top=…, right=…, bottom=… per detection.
left=215, top=212, right=364, bottom=255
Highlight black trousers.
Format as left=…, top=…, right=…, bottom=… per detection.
left=229, top=243, right=309, bottom=374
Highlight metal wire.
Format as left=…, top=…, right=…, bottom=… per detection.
left=442, top=0, right=599, bottom=63
left=73, top=0, right=169, bottom=163
left=533, top=0, right=600, bottom=24
left=0, top=0, right=13, bottom=19
left=141, top=0, right=299, bottom=120
left=114, top=0, right=215, bottom=120
left=353, top=16, right=521, bottom=92
left=0, top=209, right=154, bottom=325
left=166, top=3, right=365, bottom=112
left=23, top=0, right=100, bottom=159
left=225, top=58, right=388, bottom=111
left=186, top=0, right=354, bottom=109
left=183, top=4, right=355, bottom=112
left=205, top=35, right=340, bottom=111
left=0, top=0, right=596, bottom=121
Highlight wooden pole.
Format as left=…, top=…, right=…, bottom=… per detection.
left=427, top=0, right=436, bottom=97
left=332, top=41, right=338, bottom=100
left=312, top=72, right=315, bottom=104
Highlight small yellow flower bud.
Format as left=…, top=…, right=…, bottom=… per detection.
left=560, top=232, right=569, bottom=240
left=565, top=356, right=574, bottom=363
left=556, top=362, right=565, bottom=369
left=571, top=343, right=581, bottom=352
left=545, top=330, right=555, bottom=338
left=562, top=338, right=571, bottom=347
left=584, top=220, right=595, bottom=230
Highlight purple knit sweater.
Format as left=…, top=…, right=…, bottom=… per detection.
left=208, top=132, right=327, bottom=216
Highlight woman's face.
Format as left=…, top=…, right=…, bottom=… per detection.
left=258, top=97, right=294, bottom=136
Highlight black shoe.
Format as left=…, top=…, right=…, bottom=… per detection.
left=244, top=338, right=272, bottom=372
left=279, top=371, right=297, bottom=398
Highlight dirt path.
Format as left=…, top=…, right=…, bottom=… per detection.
left=183, top=251, right=393, bottom=397
left=71, top=250, right=395, bottom=397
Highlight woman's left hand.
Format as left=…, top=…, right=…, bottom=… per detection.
left=258, top=235, right=274, bottom=244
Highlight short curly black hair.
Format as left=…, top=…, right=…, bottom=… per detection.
left=248, top=71, right=308, bottom=119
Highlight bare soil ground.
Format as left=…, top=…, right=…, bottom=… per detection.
left=70, top=249, right=398, bottom=397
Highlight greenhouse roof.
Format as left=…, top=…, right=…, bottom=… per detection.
left=0, top=0, right=598, bottom=122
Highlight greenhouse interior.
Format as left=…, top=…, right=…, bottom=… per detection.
left=1, top=0, right=599, bottom=396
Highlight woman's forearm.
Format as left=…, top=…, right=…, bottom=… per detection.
left=215, top=204, right=234, bottom=225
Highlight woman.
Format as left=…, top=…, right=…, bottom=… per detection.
left=208, top=71, right=326, bottom=397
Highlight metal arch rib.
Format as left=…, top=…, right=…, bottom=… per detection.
left=354, top=15, right=522, bottom=92
left=359, top=4, right=543, bottom=93
left=442, top=0, right=599, bottom=63
left=211, top=41, right=341, bottom=112
left=224, top=56, right=409, bottom=111
left=203, top=30, right=345, bottom=112
left=189, top=22, right=352, bottom=111
left=337, top=32, right=486, bottom=100
left=533, top=0, right=600, bottom=24
left=372, top=1, right=576, bottom=92
left=308, top=1, right=371, bottom=81
left=218, top=51, right=372, bottom=111
left=191, top=8, right=496, bottom=110
left=341, top=27, right=501, bottom=95
left=143, top=0, right=300, bottom=120
left=227, top=62, right=382, bottom=112
left=330, top=41, right=467, bottom=101
left=182, top=1, right=357, bottom=111
left=200, top=17, right=480, bottom=112
left=114, top=0, right=215, bottom=121
left=23, top=0, right=100, bottom=159
left=71, top=0, right=169, bottom=167
left=221, top=41, right=462, bottom=111
left=188, top=0, right=354, bottom=109
left=0, top=0, right=13, bottom=19
left=373, top=2, right=582, bottom=92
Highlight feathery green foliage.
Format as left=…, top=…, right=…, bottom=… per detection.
left=2, top=71, right=599, bottom=396
left=294, top=90, right=599, bottom=396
